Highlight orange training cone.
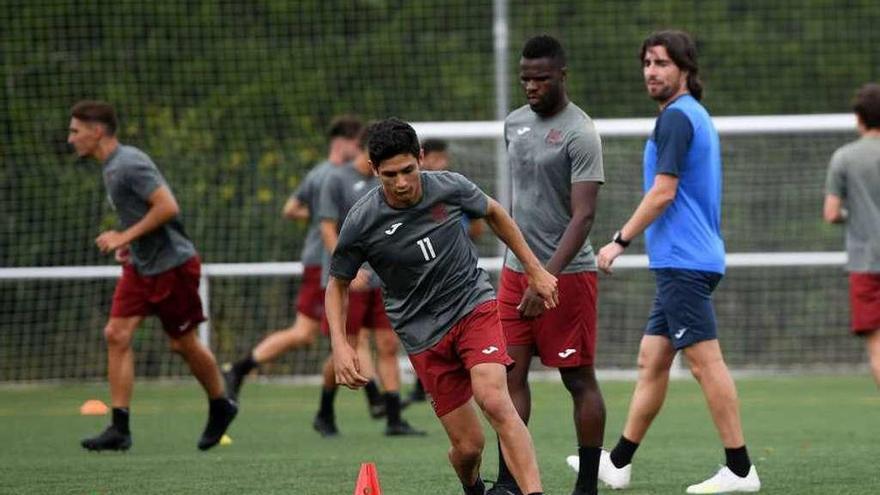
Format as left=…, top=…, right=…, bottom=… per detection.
left=353, top=462, right=382, bottom=495
left=79, top=399, right=109, bottom=416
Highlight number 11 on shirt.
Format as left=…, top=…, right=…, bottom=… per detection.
left=417, top=237, right=437, bottom=261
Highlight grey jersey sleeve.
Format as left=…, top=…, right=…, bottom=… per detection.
left=449, top=172, right=490, bottom=218
left=825, top=148, right=847, bottom=198
left=329, top=208, right=367, bottom=281
left=317, top=172, right=342, bottom=221
left=126, top=160, right=166, bottom=201
left=568, top=122, right=605, bottom=184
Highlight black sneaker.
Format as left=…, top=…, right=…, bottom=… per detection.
left=384, top=419, right=427, bottom=437
left=485, top=482, right=522, bottom=495
left=223, top=367, right=244, bottom=402
left=197, top=398, right=238, bottom=451
left=312, top=414, right=339, bottom=437
left=368, top=401, right=386, bottom=419
left=81, top=425, right=132, bottom=452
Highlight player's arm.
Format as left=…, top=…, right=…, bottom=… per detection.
left=326, top=275, right=368, bottom=389
left=823, top=194, right=846, bottom=223
left=597, top=173, right=678, bottom=273
left=467, top=218, right=485, bottom=240
left=95, top=186, right=179, bottom=253
left=282, top=196, right=309, bottom=220
left=598, top=109, right=689, bottom=273
left=320, top=219, right=340, bottom=252
left=484, top=197, right=558, bottom=309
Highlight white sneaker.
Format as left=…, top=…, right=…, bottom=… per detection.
left=686, top=465, right=761, bottom=494
left=597, top=449, right=632, bottom=489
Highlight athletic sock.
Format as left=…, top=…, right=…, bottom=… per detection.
left=317, top=387, right=337, bottom=419
left=112, top=407, right=130, bottom=434
left=495, top=439, right=515, bottom=485
left=462, top=476, right=485, bottom=495
left=233, top=353, right=258, bottom=376
left=526, top=492, right=544, bottom=495
left=609, top=435, right=639, bottom=468
left=384, top=392, right=402, bottom=424
left=575, top=446, right=601, bottom=494
left=364, top=379, right=382, bottom=404
left=725, top=445, right=752, bottom=478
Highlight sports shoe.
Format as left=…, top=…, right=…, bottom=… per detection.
left=81, top=425, right=132, bottom=451
left=485, top=481, right=522, bottom=495
left=223, top=367, right=244, bottom=402
left=197, top=398, right=238, bottom=450
left=592, top=449, right=631, bottom=489
left=686, top=465, right=761, bottom=494
left=312, top=414, right=339, bottom=437
left=384, top=419, right=427, bottom=436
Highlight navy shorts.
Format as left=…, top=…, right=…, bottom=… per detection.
left=645, top=268, right=723, bottom=350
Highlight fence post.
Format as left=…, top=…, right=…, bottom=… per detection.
left=198, top=273, right=211, bottom=348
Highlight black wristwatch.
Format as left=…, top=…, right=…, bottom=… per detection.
left=612, top=230, right=631, bottom=248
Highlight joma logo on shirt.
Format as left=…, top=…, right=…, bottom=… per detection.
left=384, top=222, right=403, bottom=235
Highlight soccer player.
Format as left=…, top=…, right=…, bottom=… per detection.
left=223, top=116, right=385, bottom=415
left=314, top=128, right=424, bottom=437
left=491, top=35, right=606, bottom=495
left=824, top=82, right=880, bottom=388
left=592, top=31, right=761, bottom=493
left=328, top=117, right=558, bottom=495
left=68, top=100, right=237, bottom=451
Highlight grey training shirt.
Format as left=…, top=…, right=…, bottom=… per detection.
left=317, top=163, right=381, bottom=288
left=330, top=171, right=495, bottom=354
left=825, top=136, right=880, bottom=272
left=503, top=102, right=604, bottom=273
left=102, top=145, right=196, bottom=276
left=293, top=160, right=335, bottom=266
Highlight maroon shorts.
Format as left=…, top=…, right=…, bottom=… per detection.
left=408, top=300, right=514, bottom=417
left=849, top=272, right=880, bottom=333
left=322, top=287, right=393, bottom=336
left=110, top=256, right=206, bottom=337
left=296, top=265, right=325, bottom=321
left=498, top=267, right=598, bottom=367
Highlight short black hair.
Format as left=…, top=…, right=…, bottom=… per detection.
left=421, top=138, right=448, bottom=155
left=522, top=35, right=566, bottom=67
left=640, top=30, right=704, bottom=100
left=853, top=83, right=880, bottom=129
left=70, top=100, right=118, bottom=135
left=327, top=115, right=364, bottom=141
left=366, top=118, right=421, bottom=167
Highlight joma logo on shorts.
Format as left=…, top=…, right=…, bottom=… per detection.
left=558, top=348, right=576, bottom=358
left=481, top=346, right=499, bottom=355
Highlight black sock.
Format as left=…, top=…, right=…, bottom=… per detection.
left=209, top=397, right=233, bottom=413
left=496, top=439, right=514, bottom=485
left=576, top=446, right=601, bottom=494
left=725, top=445, right=751, bottom=478
left=462, top=476, right=485, bottom=495
left=414, top=379, right=425, bottom=394
left=609, top=435, right=639, bottom=468
left=112, top=407, right=130, bottom=434
left=364, top=380, right=381, bottom=404
left=384, top=392, right=402, bottom=424
left=233, top=353, right=258, bottom=375
left=318, top=387, right=337, bottom=419
left=526, top=493, right=544, bottom=495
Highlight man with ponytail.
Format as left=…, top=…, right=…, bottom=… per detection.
left=585, top=31, right=761, bottom=493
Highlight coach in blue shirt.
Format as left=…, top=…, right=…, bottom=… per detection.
left=593, top=31, right=761, bottom=494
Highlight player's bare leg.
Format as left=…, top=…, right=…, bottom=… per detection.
left=471, top=362, right=542, bottom=494
left=866, top=329, right=880, bottom=387
left=169, top=329, right=238, bottom=450
left=375, top=329, right=424, bottom=435
left=621, top=335, right=676, bottom=444
left=682, top=340, right=744, bottom=448
left=560, top=365, right=605, bottom=494
left=491, top=343, right=532, bottom=493
left=438, top=400, right=486, bottom=494
left=81, top=316, right=142, bottom=451
left=225, top=313, right=320, bottom=400
left=357, top=329, right=386, bottom=418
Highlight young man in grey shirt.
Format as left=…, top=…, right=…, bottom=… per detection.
left=327, top=118, right=558, bottom=495
left=68, top=100, right=236, bottom=452
left=824, top=83, right=880, bottom=387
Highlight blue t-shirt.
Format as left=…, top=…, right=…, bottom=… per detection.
left=643, top=94, right=725, bottom=274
